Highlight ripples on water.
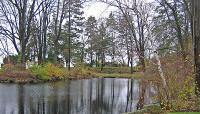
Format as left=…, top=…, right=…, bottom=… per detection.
left=0, top=78, right=155, bottom=114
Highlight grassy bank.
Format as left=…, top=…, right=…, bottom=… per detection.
left=168, top=112, right=200, bottom=114
left=95, top=72, right=141, bottom=79
left=123, top=105, right=200, bottom=114
left=0, top=63, right=141, bottom=83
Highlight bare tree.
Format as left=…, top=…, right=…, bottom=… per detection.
left=0, top=0, right=44, bottom=67
left=30, top=0, right=54, bottom=64
left=192, top=0, right=200, bottom=95
left=156, top=0, right=192, bottom=59
left=99, top=0, right=152, bottom=71
left=51, top=0, right=68, bottom=63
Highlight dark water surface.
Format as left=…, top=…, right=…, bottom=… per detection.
left=0, top=78, right=155, bottom=114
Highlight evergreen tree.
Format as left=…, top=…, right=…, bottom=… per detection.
left=106, top=12, right=118, bottom=65
left=85, top=16, right=98, bottom=67
left=64, top=0, right=85, bottom=68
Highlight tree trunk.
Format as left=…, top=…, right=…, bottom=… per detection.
left=68, top=0, right=71, bottom=71
left=90, top=52, right=93, bottom=67
left=96, top=53, right=99, bottom=67
left=130, top=47, right=134, bottom=74
left=155, top=51, right=170, bottom=109
left=21, top=43, right=26, bottom=69
left=101, top=51, right=105, bottom=71
left=38, top=46, right=43, bottom=65
left=111, top=43, right=115, bottom=66
left=53, top=46, right=58, bottom=64
left=130, top=56, right=133, bottom=74
left=138, top=50, right=145, bottom=72
left=81, top=48, right=84, bottom=63
left=38, top=23, right=43, bottom=65
left=42, top=3, right=48, bottom=62
left=127, top=49, right=130, bottom=67
left=192, top=0, right=200, bottom=95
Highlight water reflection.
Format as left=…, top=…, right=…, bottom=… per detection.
left=0, top=78, right=155, bottom=114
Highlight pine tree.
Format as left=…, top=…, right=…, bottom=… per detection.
left=85, top=16, right=98, bottom=67
left=106, top=12, right=117, bottom=65
left=64, top=0, right=85, bottom=68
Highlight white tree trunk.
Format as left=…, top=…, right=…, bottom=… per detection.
left=155, top=51, right=167, bottom=88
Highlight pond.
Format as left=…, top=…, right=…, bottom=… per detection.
left=0, top=78, right=155, bottom=114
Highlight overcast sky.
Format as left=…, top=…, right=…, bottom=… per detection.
left=83, top=0, right=154, bottom=19
left=83, top=1, right=118, bottom=19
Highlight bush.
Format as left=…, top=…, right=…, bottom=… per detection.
left=30, top=64, right=50, bottom=80
left=1, top=64, right=25, bottom=72
left=30, top=63, right=68, bottom=80
left=145, top=54, right=200, bottom=111
left=172, top=76, right=200, bottom=111
left=1, top=64, right=15, bottom=72
left=45, top=63, right=67, bottom=78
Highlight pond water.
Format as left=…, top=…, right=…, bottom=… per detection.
left=0, top=78, right=155, bottom=114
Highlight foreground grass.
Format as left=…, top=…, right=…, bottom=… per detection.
left=125, top=112, right=200, bottom=114
left=168, top=112, right=200, bottom=114
left=123, top=105, right=200, bottom=114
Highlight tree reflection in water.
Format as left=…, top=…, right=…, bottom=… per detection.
left=0, top=78, right=156, bottom=114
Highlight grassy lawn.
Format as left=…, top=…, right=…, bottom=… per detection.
left=168, top=112, right=200, bottom=114
left=95, top=72, right=142, bottom=79
left=124, top=112, right=200, bottom=114
left=123, top=104, right=200, bottom=114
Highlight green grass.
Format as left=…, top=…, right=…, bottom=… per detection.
left=168, top=112, right=200, bottom=114
left=95, top=72, right=142, bottom=79
left=89, top=67, right=132, bottom=74
left=123, top=104, right=162, bottom=114
left=125, top=112, right=200, bottom=114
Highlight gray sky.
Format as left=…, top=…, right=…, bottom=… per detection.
left=83, top=1, right=117, bottom=19
left=83, top=0, right=153, bottom=19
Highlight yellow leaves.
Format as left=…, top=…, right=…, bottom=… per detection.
left=45, top=63, right=67, bottom=79
left=30, top=63, right=68, bottom=80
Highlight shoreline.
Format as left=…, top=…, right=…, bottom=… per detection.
left=0, top=72, right=142, bottom=84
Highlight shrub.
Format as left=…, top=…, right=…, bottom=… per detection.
left=30, top=63, right=68, bottom=80
left=1, top=64, right=15, bottom=72
left=30, top=64, right=50, bottom=80
left=144, top=54, right=200, bottom=111
left=45, top=63, right=68, bottom=79
left=172, top=76, right=200, bottom=111
left=1, top=64, right=25, bottom=72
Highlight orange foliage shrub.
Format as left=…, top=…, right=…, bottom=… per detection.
left=144, top=53, right=200, bottom=111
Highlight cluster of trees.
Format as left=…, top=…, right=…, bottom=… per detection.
left=0, top=0, right=86, bottom=69
left=0, top=0, right=153, bottom=72
left=0, top=0, right=198, bottom=79
left=97, top=0, right=192, bottom=71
